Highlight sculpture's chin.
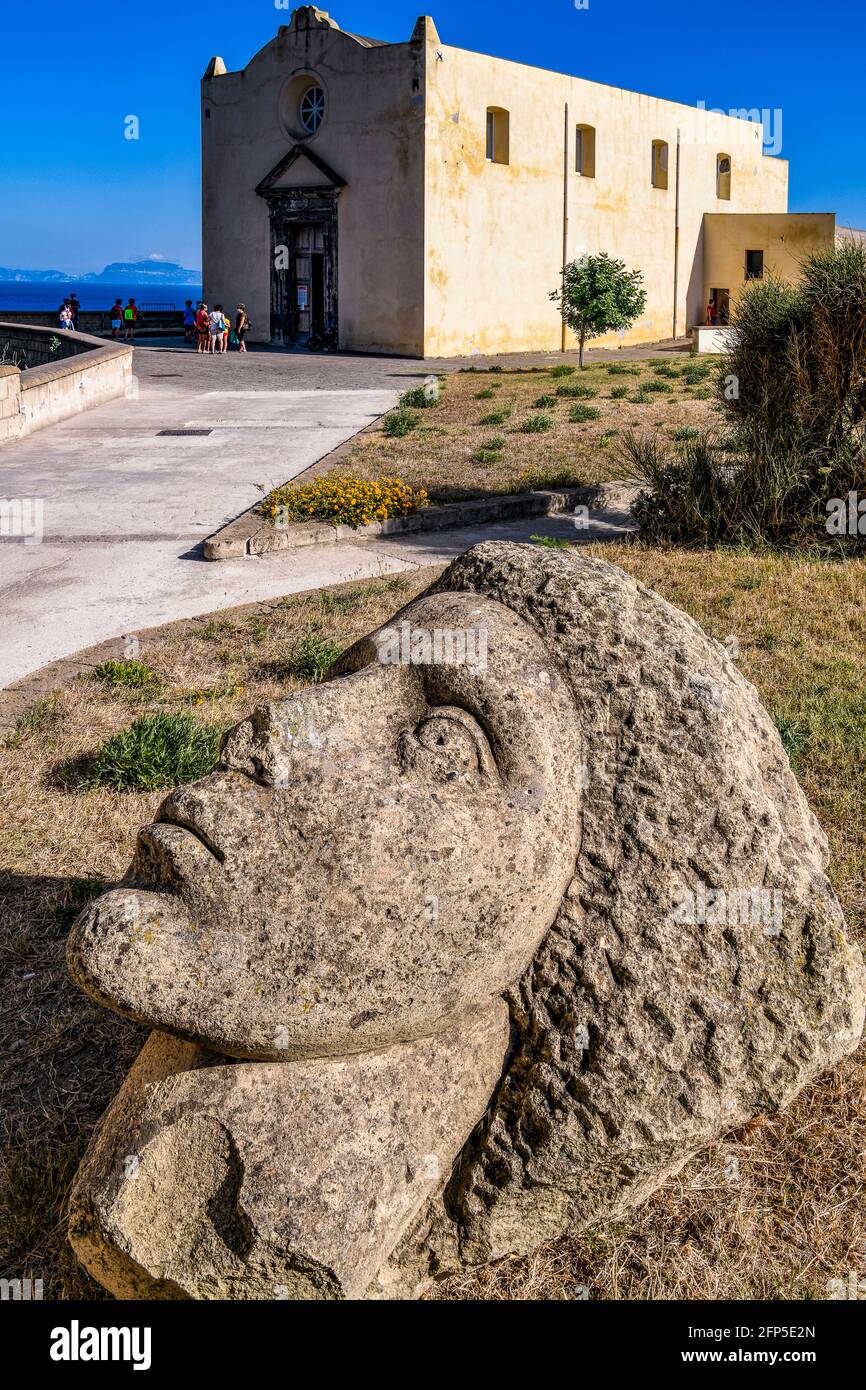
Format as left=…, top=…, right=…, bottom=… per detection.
left=66, top=886, right=198, bottom=1027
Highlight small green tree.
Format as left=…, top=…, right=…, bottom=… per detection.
left=550, top=253, right=647, bottom=368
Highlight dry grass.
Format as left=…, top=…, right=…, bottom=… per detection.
left=324, top=359, right=718, bottom=503
left=2, top=545, right=865, bottom=1301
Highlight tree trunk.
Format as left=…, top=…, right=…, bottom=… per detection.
left=579, top=329, right=586, bottom=370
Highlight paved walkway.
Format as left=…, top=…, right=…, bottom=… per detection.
left=0, top=339, right=655, bottom=689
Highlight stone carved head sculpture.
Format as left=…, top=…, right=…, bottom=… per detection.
left=67, top=543, right=866, bottom=1299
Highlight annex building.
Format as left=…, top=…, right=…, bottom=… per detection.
left=201, top=7, right=839, bottom=356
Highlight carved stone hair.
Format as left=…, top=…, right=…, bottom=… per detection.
left=394, top=542, right=865, bottom=1273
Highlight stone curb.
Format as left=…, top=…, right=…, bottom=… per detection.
left=204, top=482, right=638, bottom=560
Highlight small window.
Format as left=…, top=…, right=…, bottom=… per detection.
left=745, top=249, right=764, bottom=280
left=651, top=139, right=669, bottom=189
left=486, top=107, right=509, bottom=165
left=575, top=124, right=596, bottom=177
left=299, top=84, right=325, bottom=134
left=716, top=154, right=732, bottom=200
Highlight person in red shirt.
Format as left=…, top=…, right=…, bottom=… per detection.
left=122, top=299, right=140, bottom=341
left=195, top=303, right=210, bottom=354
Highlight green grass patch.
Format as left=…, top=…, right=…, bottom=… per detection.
left=569, top=403, right=601, bottom=422
left=92, top=659, right=162, bottom=698
left=382, top=408, right=419, bottom=437
left=530, top=534, right=573, bottom=548
left=275, top=628, right=343, bottom=684
left=520, top=413, right=555, bottom=433
left=88, top=713, right=221, bottom=791
left=556, top=382, right=597, bottom=398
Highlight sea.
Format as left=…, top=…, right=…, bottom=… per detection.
left=0, top=283, right=203, bottom=313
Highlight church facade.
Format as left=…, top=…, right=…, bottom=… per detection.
left=201, top=8, right=836, bottom=356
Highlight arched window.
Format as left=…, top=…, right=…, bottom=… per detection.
left=651, top=139, right=669, bottom=189
left=486, top=107, right=509, bottom=165
left=299, top=84, right=325, bottom=134
left=716, top=153, right=732, bottom=200
left=575, top=124, right=596, bottom=178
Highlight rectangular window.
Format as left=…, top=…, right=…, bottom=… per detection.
left=745, top=250, right=764, bottom=280
left=575, top=128, right=583, bottom=175
left=651, top=140, right=669, bottom=190
left=485, top=108, right=509, bottom=164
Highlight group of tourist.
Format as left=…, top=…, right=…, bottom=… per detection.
left=58, top=295, right=250, bottom=350
left=184, top=301, right=250, bottom=354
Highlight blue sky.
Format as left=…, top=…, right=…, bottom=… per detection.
left=1, top=0, right=862, bottom=272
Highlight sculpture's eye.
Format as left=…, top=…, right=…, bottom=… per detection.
left=400, top=707, right=496, bottom=785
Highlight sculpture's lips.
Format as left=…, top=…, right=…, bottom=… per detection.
left=154, top=809, right=225, bottom=863
left=136, top=817, right=224, bottom=891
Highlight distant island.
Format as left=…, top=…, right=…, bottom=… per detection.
left=0, top=259, right=201, bottom=285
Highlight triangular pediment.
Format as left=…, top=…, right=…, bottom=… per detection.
left=255, top=144, right=346, bottom=196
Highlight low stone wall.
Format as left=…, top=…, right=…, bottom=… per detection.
left=0, top=309, right=185, bottom=334
left=0, top=323, right=134, bottom=443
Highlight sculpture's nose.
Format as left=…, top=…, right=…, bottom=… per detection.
left=219, top=693, right=342, bottom=789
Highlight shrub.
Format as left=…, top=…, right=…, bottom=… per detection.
left=556, top=381, right=597, bottom=398
left=533, top=394, right=558, bottom=408
left=521, top=413, right=554, bottom=433
left=262, top=476, right=429, bottom=529
left=610, top=385, right=629, bottom=400
left=88, top=713, right=221, bottom=791
left=682, top=363, right=711, bottom=385
left=550, top=365, right=576, bottom=377
left=475, top=388, right=496, bottom=400
left=569, top=403, right=601, bottom=422
left=479, top=408, right=511, bottom=425
left=399, top=380, right=439, bottom=409
left=643, top=379, right=669, bottom=393
left=672, top=427, right=700, bottom=442
left=606, top=363, right=640, bottom=376
left=625, top=429, right=825, bottom=547
left=382, top=408, right=419, bottom=437
left=652, top=362, right=680, bottom=378
left=631, top=389, right=652, bottom=404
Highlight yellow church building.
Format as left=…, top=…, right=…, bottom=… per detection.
left=201, top=7, right=838, bottom=357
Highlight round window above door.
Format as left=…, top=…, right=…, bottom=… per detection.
left=299, top=85, right=325, bottom=134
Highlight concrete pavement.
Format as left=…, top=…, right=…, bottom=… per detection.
left=0, top=341, right=637, bottom=689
